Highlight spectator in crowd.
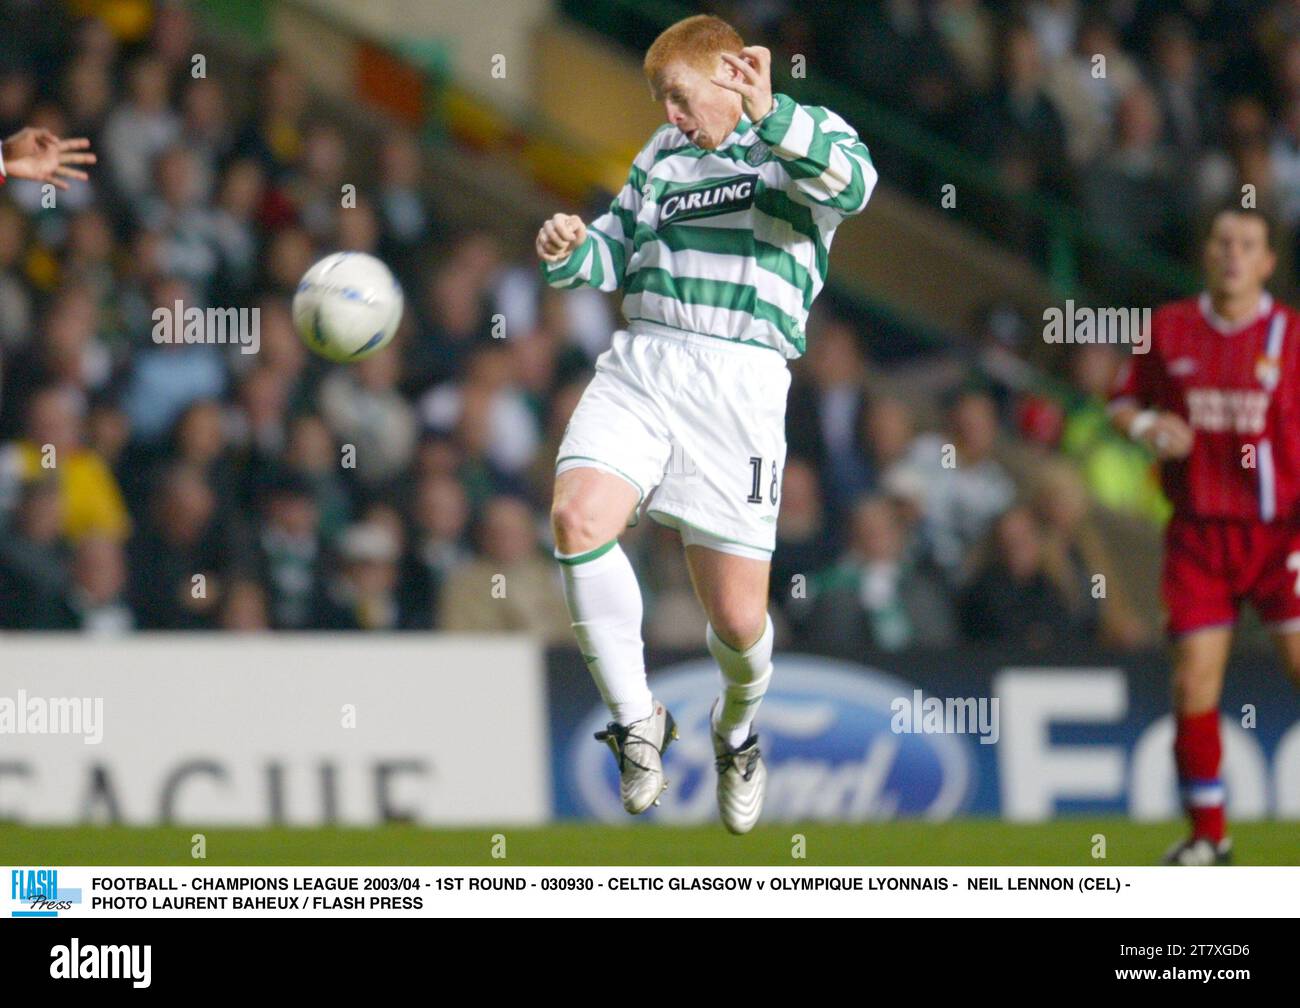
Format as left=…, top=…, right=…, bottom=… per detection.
left=68, top=534, right=133, bottom=634
left=1025, top=0, right=1079, bottom=64
left=889, top=386, right=1017, bottom=585
left=419, top=343, right=539, bottom=483
left=6, top=384, right=129, bottom=542
left=376, top=128, right=438, bottom=288
left=525, top=376, right=586, bottom=513
left=321, top=520, right=403, bottom=631
left=247, top=469, right=325, bottom=630
left=1058, top=343, right=1170, bottom=524
left=210, top=158, right=265, bottom=306
left=959, top=504, right=1092, bottom=649
left=168, top=399, right=239, bottom=515
left=227, top=365, right=289, bottom=495
left=127, top=463, right=222, bottom=629
left=786, top=316, right=874, bottom=520
left=319, top=346, right=417, bottom=490
left=1083, top=84, right=1184, bottom=258
left=290, top=122, right=348, bottom=243
left=284, top=412, right=350, bottom=543
left=61, top=210, right=120, bottom=349
left=179, top=76, right=233, bottom=199
left=964, top=303, right=1042, bottom=424
left=85, top=397, right=130, bottom=488
left=438, top=494, right=571, bottom=642
left=244, top=297, right=305, bottom=394
left=1047, top=16, right=1144, bottom=166
left=122, top=277, right=227, bottom=442
left=769, top=456, right=837, bottom=630
left=802, top=495, right=957, bottom=653
left=150, top=3, right=198, bottom=83
left=101, top=55, right=179, bottom=204
left=220, top=577, right=270, bottom=632
left=0, top=475, right=69, bottom=628
left=1028, top=459, right=1153, bottom=650
left=1150, top=16, right=1219, bottom=161
left=970, top=21, right=1069, bottom=201
left=63, top=51, right=113, bottom=142
left=260, top=224, right=315, bottom=297
left=0, top=283, right=110, bottom=436
left=139, top=144, right=220, bottom=296
left=235, top=56, right=308, bottom=182
left=0, top=202, right=32, bottom=351
left=334, top=193, right=381, bottom=258
left=402, top=471, right=471, bottom=629
left=861, top=395, right=920, bottom=475
left=1196, top=97, right=1274, bottom=216
left=934, top=0, right=999, bottom=94
left=407, top=231, right=502, bottom=387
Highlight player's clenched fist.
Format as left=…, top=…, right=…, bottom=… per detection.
left=536, top=213, right=587, bottom=263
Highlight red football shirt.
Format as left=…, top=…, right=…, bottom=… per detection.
left=1109, top=292, right=1300, bottom=521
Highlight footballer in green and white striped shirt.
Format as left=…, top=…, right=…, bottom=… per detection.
left=536, top=14, right=876, bottom=834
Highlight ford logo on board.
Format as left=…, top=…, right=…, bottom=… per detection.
left=564, top=655, right=973, bottom=824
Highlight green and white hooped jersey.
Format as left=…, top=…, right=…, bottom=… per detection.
left=540, top=92, right=876, bottom=359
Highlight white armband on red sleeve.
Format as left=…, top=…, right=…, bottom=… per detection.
left=0, top=139, right=6, bottom=184
left=1128, top=410, right=1157, bottom=440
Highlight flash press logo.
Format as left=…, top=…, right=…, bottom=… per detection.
left=10, top=869, right=81, bottom=917
left=50, top=939, right=151, bottom=988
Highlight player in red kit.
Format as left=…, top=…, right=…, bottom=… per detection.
left=1109, top=205, right=1300, bottom=865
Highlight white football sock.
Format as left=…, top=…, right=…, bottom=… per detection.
left=707, top=612, right=774, bottom=749
left=557, top=540, right=652, bottom=725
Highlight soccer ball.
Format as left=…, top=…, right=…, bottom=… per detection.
left=292, top=252, right=404, bottom=362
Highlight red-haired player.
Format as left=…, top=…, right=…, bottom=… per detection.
left=1110, top=205, right=1300, bottom=864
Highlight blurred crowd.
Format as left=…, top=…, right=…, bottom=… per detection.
left=713, top=0, right=1300, bottom=296
left=0, top=2, right=1184, bottom=653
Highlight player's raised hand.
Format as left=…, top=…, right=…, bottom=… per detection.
left=2, top=128, right=96, bottom=189
left=713, top=46, right=773, bottom=123
left=1146, top=412, right=1194, bottom=460
left=536, top=213, right=587, bottom=263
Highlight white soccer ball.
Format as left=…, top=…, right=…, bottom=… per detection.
left=292, top=252, right=404, bottom=363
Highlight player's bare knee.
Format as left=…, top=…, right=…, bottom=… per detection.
left=709, top=606, right=766, bottom=653
left=551, top=496, right=602, bottom=554
left=1171, top=662, right=1217, bottom=712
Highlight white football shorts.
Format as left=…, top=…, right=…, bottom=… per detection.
left=555, top=319, right=791, bottom=560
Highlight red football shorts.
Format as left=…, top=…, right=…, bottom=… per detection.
left=1163, top=515, right=1300, bottom=637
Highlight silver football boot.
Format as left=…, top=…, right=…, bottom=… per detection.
left=594, top=699, right=679, bottom=814
left=710, top=700, right=767, bottom=834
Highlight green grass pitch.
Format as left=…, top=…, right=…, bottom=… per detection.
left=1, top=819, right=1295, bottom=865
